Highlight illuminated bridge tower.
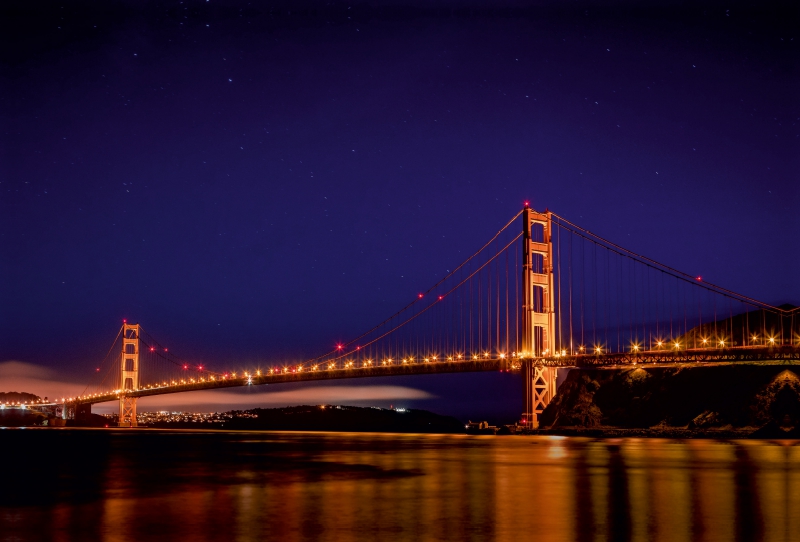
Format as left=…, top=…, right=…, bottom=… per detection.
left=521, top=206, right=557, bottom=429
left=118, top=322, right=140, bottom=427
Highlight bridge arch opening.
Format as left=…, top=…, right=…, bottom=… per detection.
left=530, top=222, right=544, bottom=242
left=531, top=252, right=544, bottom=273
left=532, top=285, right=544, bottom=312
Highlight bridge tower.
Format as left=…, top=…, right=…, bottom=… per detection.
left=118, top=322, right=140, bottom=427
left=521, top=206, right=557, bottom=429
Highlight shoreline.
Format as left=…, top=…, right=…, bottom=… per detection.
left=5, top=424, right=799, bottom=441
left=528, top=426, right=800, bottom=440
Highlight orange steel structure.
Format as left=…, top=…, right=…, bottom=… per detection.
left=118, top=323, right=140, bottom=427
left=520, top=206, right=558, bottom=429
left=63, top=205, right=799, bottom=428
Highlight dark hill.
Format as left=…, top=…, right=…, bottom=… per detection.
left=540, top=365, right=800, bottom=434
left=0, top=391, right=42, bottom=403
left=204, top=405, right=465, bottom=433
left=0, top=393, right=48, bottom=427
left=0, top=392, right=48, bottom=427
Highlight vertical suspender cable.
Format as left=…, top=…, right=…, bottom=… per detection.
left=515, top=243, right=519, bottom=354
left=496, top=242, right=500, bottom=355
left=593, top=240, right=597, bottom=349
left=581, top=235, right=585, bottom=349
left=506, top=247, right=510, bottom=356
left=568, top=229, right=573, bottom=353
left=557, top=224, right=563, bottom=352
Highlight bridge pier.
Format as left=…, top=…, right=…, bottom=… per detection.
left=118, top=396, right=138, bottom=427
left=521, top=363, right=557, bottom=429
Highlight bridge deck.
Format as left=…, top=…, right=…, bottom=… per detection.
left=537, top=345, right=800, bottom=367
left=73, top=346, right=799, bottom=405
left=76, top=358, right=510, bottom=405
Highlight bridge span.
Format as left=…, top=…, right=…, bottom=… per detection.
left=59, top=205, right=798, bottom=427
left=72, top=345, right=800, bottom=408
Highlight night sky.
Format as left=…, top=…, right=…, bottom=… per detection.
left=2, top=1, right=797, bottom=421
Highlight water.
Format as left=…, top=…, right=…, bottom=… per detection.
left=3, top=429, right=799, bottom=542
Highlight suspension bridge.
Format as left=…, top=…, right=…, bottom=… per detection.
left=26, top=205, right=799, bottom=428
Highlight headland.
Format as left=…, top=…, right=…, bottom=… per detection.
left=536, top=363, right=800, bottom=438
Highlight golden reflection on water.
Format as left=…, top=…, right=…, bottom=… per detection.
left=11, top=432, right=800, bottom=542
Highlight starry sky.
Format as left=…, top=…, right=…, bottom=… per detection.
left=2, top=1, right=797, bottom=422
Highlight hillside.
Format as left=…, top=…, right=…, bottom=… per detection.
left=678, top=304, right=798, bottom=347
left=0, top=391, right=42, bottom=403
left=151, top=405, right=467, bottom=433
left=540, top=365, right=800, bottom=437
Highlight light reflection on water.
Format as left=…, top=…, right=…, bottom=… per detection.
left=4, top=430, right=800, bottom=541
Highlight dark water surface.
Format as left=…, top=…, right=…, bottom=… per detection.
left=3, top=429, right=799, bottom=541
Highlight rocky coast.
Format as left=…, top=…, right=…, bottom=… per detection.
left=537, top=364, right=800, bottom=438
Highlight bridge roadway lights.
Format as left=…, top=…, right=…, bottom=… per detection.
left=68, top=346, right=800, bottom=424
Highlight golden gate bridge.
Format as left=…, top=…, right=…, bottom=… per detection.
left=27, top=205, right=799, bottom=428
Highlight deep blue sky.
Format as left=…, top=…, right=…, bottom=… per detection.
left=2, top=1, right=797, bottom=421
